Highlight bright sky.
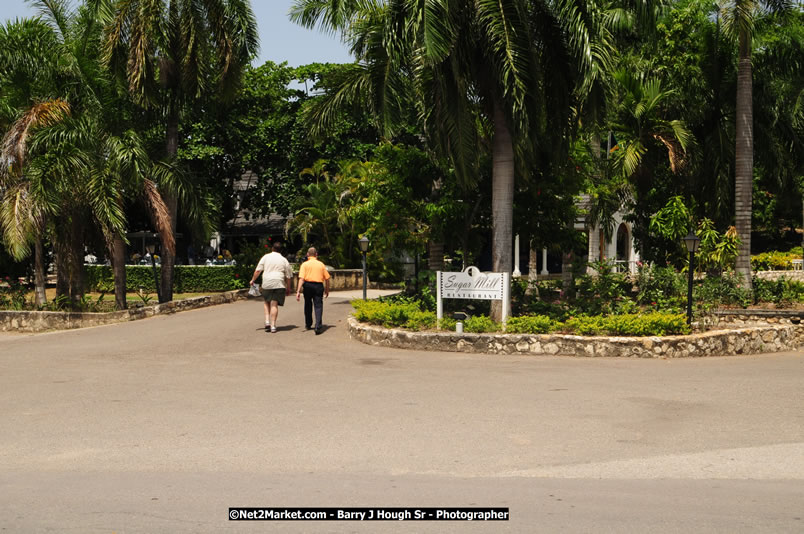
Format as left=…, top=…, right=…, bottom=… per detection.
left=2, top=0, right=353, bottom=67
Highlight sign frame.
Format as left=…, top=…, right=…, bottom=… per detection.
left=436, top=266, right=511, bottom=323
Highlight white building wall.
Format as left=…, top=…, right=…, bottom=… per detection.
left=586, top=211, right=640, bottom=274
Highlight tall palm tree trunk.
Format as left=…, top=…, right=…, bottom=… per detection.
left=55, top=249, right=69, bottom=301
left=562, top=251, right=574, bottom=294
left=490, top=99, right=514, bottom=321
left=54, top=218, right=70, bottom=302
left=33, top=237, right=47, bottom=307
left=69, top=213, right=85, bottom=307
left=427, top=240, right=444, bottom=271
left=160, top=113, right=179, bottom=303
left=112, top=234, right=127, bottom=310
left=527, top=240, right=539, bottom=297
left=734, top=29, right=753, bottom=290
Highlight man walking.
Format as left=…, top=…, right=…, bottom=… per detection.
left=296, top=247, right=330, bottom=335
left=250, top=241, right=293, bottom=333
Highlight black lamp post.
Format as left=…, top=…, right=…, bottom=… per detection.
left=358, top=236, right=370, bottom=300
left=683, top=231, right=701, bottom=326
left=145, top=242, right=162, bottom=303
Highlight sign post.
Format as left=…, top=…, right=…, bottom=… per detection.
left=437, top=266, right=511, bottom=325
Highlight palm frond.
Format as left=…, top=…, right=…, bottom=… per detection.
left=0, top=184, right=39, bottom=260
left=142, top=178, right=175, bottom=255
left=0, top=99, right=70, bottom=179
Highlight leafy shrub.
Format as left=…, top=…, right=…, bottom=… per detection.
left=464, top=315, right=501, bottom=333
left=635, top=263, right=685, bottom=306
left=351, top=299, right=423, bottom=328
left=574, top=260, right=631, bottom=314
left=563, top=315, right=606, bottom=335
left=526, top=300, right=577, bottom=321
left=351, top=302, right=689, bottom=336
left=0, top=277, right=28, bottom=310
left=752, top=276, right=804, bottom=306
left=506, top=315, right=555, bottom=334
left=751, top=247, right=803, bottom=271
left=404, top=310, right=437, bottom=331
left=562, top=313, right=689, bottom=336
left=696, top=219, right=739, bottom=273
left=614, top=299, right=641, bottom=314
left=439, top=317, right=457, bottom=331
left=693, top=271, right=751, bottom=309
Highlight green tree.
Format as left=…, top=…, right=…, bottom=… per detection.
left=291, top=0, right=629, bottom=319
left=103, top=0, right=259, bottom=302
left=720, top=0, right=796, bottom=288
left=0, top=3, right=177, bottom=310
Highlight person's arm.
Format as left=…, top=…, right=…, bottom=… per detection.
left=285, top=262, right=293, bottom=295
left=249, top=268, right=262, bottom=286
left=324, top=278, right=329, bottom=298
left=296, top=276, right=305, bottom=301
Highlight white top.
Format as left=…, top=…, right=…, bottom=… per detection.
left=255, top=252, right=293, bottom=289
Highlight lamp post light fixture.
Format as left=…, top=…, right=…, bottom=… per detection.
left=682, top=231, right=701, bottom=326
left=358, top=236, right=370, bottom=300
left=145, top=242, right=162, bottom=304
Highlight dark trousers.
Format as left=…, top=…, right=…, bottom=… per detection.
left=302, top=282, right=324, bottom=329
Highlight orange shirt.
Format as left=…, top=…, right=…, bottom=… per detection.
left=299, top=258, right=331, bottom=283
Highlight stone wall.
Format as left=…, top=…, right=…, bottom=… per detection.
left=292, top=269, right=371, bottom=291
left=0, top=289, right=249, bottom=333
left=754, top=270, right=804, bottom=282
left=710, top=310, right=804, bottom=328
left=348, top=317, right=804, bottom=358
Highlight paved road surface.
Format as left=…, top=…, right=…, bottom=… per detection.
left=1, top=290, right=802, bottom=532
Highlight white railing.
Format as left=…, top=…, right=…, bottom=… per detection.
left=614, top=260, right=637, bottom=274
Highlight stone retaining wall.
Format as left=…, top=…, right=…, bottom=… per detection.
left=293, top=269, right=382, bottom=291
left=754, top=270, right=804, bottom=282
left=711, top=309, right=804, bottom=328
left=348, top=317, right=804, bottom=358
left=0, top=289, right=249, bottom=333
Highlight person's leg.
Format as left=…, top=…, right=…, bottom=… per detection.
left=303, top=285, right=314, bottom=329
left=313, top=284, right=324, bottom=333
left=262, top=298, right=270, bottom=329
left=269, top=300, right=279, bottom=330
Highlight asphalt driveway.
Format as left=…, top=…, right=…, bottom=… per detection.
left=1, top=290, right=802, bottom=532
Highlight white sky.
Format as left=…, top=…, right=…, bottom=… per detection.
left=1, top=0, right=354, bottom=67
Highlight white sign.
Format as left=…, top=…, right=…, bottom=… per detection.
left=437, top=267, right=510, bottom=323
left=440, top=266, right=504, bottom=300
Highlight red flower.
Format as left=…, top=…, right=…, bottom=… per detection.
left=264, top=244, right=269, bottom=248
left=235, top=274, right=240, bottom=278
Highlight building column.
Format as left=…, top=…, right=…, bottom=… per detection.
left=513, top=234, right=521, bottom=277
left=541, top=248, right=549, bottom=275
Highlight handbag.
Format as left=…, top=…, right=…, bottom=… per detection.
left=248, top=283, right=261, bottom=297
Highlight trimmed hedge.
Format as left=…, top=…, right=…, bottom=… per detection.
left=351, top=300, right=689, bottom=336
left=351, top=299, right=432, bottom=330
left=506, top=315, right=555, bottom=334
left=562, top=313, right=689, bottom=336
left=86, top=265, right=247, bottom=293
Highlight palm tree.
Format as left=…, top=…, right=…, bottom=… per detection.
left=0, top=16, right=73, bottom=307
left=292, top=0, right=626, bottom=319
left=0, top=98, right=70, bottom=307
left=1, top=3, right=177, bottom=310
left=720, top=0, right=795, bottom=288
left=103, top=0, right=259, bottom=302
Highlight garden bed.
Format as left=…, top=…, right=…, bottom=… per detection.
left=348, top=317, right=803, bottom=358
left=0, top=289, right=249, bottom=333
